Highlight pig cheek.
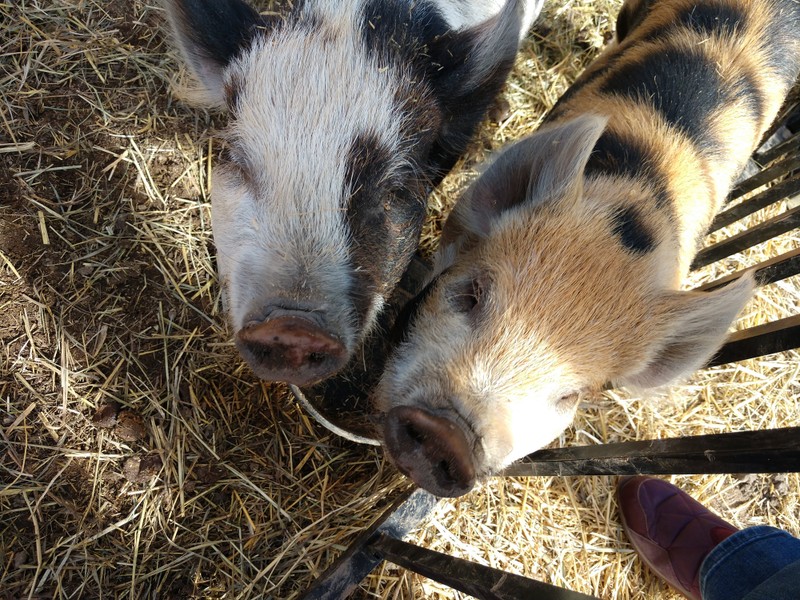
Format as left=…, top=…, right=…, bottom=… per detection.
left=465, top=412, right=514, bottom=476
left=502, top=399, right=578, bottom=468
left=209, top=172, right=263, bottom=330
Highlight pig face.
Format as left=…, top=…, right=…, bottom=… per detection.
left=165, top=0, right=530, bottom=386
left=377, top=117, right=754, bottom=497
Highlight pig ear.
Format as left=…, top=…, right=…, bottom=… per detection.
left=615, top=0, right=653, bottom=43
left=616, top=274, right=756, bottom=390
left=164, top=0, right=276, bottom=106
left=428, top=0, right=524, bottom=91
left=424, top=0, right=526, bottom=173
left=442, top=114, right=607, bottom=245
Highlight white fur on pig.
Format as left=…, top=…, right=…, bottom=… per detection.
left=213, top=16, right=408, bottom=349
left=166, top=0, right=544, bottom=385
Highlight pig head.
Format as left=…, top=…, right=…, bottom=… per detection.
left=376, top=116, right=756, bottom=497
left=164, top=0, right=540, bottom=386
left=376, top=0, right=800, bottom=497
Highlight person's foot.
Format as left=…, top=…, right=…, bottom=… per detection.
left=616, top=476, right=739, bottom=599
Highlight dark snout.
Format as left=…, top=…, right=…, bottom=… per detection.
left=235, top=307, right=347, bottom=386
left=383, top=406, right=476, bottom=498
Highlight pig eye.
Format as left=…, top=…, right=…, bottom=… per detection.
left=556, top=392, right=580, bottom=414
left=223, top=147, right=244, bottom=166
left=448, top=277, right=483, bottom=314
left=221, top=151, right=255, bottom=188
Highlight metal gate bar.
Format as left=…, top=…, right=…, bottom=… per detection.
left=299, top=487, right=439, bottom=600
left=712, top=174, right=800, bottom=231
left=729, top=154, right=800, bottom=198
left=755, top=98, right=799, bottom=156
left=709, top=314, right=800, bottom=365
left=697, top=247, right=800, bottom=291
left=369, top=534, right=600, bottom=600
left=503, top=427, right=800, bottom=477
left=756, top=130, right=800, bottom=165
left=691, top=203, right=800, bottom=269
left=302, top=426, right=800, bottom=597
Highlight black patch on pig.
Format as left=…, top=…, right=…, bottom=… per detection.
left=361, top=0, right=450, bottom=64
left=345, top=132, right=392, bottom=201
left=172, top=0, right=276, bottom=69
left=585, top=130, right=672, bottom=211
left=344, top=132, right=426, bottom=327
left=358, top=0, right=468, bottom=184
left=611, top=206, right=656, bottom=254
left=547, top=61, right=614, bottom=123
left=615, top=0, right=654, bottom=42
left=550, top=0, right=662, bottom=120
left=656, top=3, right=745, bottom=39
left=424, top=61, right=515, bottom=184
left=424, top=36, right=518, bottom=184
left=632, top=2, right=746, bottom=48
left=599, top=47, right=764, bottom=155
left=622, top=2, right=745, bottom=46
left=359, top=0, right=518, bottom=185
left=758, top=2, right=800, bottom=86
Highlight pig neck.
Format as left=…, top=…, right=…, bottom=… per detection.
left=547, top=92, right=767, bottom=285
left=575, top=106, right=737, bottom=285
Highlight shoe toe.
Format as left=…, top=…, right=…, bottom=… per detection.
left=617, top=477, right=737, bottom=600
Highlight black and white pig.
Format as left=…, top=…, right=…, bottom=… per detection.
left=376, top=0, right=800, bottom=497
left=164, top=0, right=544, bottom=386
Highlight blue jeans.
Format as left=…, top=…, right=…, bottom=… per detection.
left=700, top=526, right=800, bottom=600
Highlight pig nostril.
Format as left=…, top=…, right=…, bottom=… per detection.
left=438, top=459, right=455, bottom=483
left=249, top=344, right=273, bottom=363
left=308, top=352, right=326, bottom=364
left=405, top=423, right=425, bottom=444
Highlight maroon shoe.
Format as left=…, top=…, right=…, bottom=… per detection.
left=616, top=476, right=739, bottom=600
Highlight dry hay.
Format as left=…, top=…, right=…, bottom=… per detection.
left=0, top=0, right=797, bottom=599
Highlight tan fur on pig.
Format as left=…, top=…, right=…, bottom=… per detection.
left=376, top=0, right=800, bottom=492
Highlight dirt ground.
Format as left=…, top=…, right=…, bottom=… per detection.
left=1, top=1, right=798, bottom=599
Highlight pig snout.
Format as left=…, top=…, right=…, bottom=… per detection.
left=235, top=306, right=347, bottom=387
left=383, top=406, right=476, bottom=497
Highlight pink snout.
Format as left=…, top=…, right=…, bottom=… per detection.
left=383, top=406, right=476, bottom=497
left=235, top=314, right=347, bottom=386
